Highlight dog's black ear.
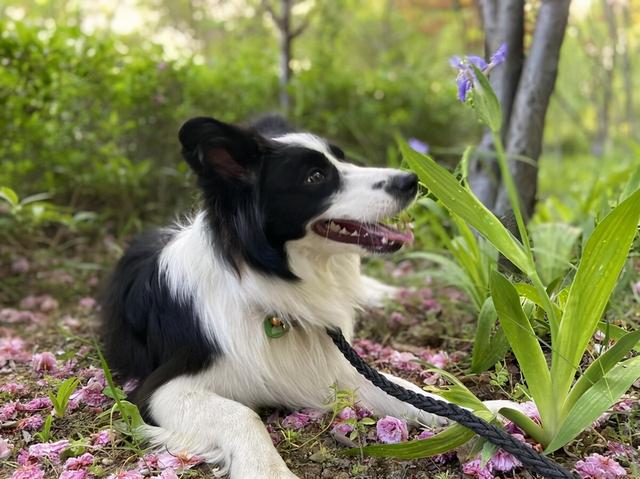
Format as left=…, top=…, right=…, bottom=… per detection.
left=178, top=117, right=264, bottom=182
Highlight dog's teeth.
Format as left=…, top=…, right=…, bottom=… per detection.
left=381, top=237, right=388, bottom=245
left=339, top=228, right=349, bottom=235
left=350, top=231, right=358, bottom=237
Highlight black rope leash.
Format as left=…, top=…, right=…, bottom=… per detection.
left=327, top=328, right=578, bottom=479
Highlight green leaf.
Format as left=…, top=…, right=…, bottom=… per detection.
left=490, top=272, right=552, bottom=422
left=469, top=64, right=502, bottom=133
left=498, top=407, right=547, bottom=445
left=551, top=190, right=640, bottom=402
left=565, top=330, right=640, bottom=411
left=546, top=356, right=640, bottom=453
left=530, top=223, right=580, bottom=286
left=471, top=297, right=510, bottom=373
left=0, top=186, right=19, bottom=206
left=345, top=423, right=475, bottom=459
left=50, top=377, right=80, bottom=417
left=514, top=283, right=563, bottom=319
left=401, top=142, right=532, bottom=275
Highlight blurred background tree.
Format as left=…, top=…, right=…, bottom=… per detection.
left=0, top=0, right=638, bottom=243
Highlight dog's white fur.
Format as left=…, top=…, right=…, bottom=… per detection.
left=140, top=133, right=511, bottom=478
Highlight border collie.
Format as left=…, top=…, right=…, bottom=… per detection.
left=102, top=116, right=491, bottom=478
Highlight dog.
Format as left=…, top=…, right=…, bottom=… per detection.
left=102, top=115, right=504, bottom=478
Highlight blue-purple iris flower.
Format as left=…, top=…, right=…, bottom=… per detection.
left=450, top=43, right=508, bottom=102
left=408, top=138, right=429, bottom=154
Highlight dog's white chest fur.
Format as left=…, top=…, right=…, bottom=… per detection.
left=158, top=212, right=367, bottom=408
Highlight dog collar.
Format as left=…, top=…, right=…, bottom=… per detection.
left=263, top=315, right=290, bottom=339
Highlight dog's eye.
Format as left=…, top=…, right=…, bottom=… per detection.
left=305, top=169, right=326, bottom=184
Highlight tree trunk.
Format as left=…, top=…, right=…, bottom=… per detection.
left=278, top=0, right=293, bottom=115
left=264, top=0, right=309, bottom=117
left=493, top=0, right=571, bottom=219
left=469, top=0, right=524, bottom=208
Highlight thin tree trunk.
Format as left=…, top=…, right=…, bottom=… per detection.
left=279, top=0, right=293, bottom=115
left=494, top=0, right=571, bottom=219
left=469, top=0, right=524, bottom=208
left=264, top=0, right=308, bottom=117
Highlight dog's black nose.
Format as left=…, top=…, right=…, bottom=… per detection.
left=384, top=172, right=418, bottom=201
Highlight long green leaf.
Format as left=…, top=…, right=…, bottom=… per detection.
left=401, top=143, right=533, bottom=275
left=471, top=298, right=509, bottom=373
left=565, top=330, right=640, bottom=411
left=551, top=190, right=640, bottom=401
left=345, top=423, right=475, bottom=458
left=546, top=356, right=640, bottom=453
left=498, top=407, right=547, bottom=445
left=490, top=272, right=552, bottom=422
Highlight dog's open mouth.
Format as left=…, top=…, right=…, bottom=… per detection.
left=312, top=219, right=413, bottom=253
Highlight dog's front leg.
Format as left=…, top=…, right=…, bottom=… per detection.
left=142, top=375, right=299, bottom=479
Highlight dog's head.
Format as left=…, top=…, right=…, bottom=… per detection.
left=179, top=116, right=417, bottom=279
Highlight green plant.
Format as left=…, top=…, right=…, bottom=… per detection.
left=34, top=415, right=54, bottom=442
left=400, top=65, right=640, bottom=452
left=360, top=58, right=640, bottom=460
left=95, top=342, right=145, bottom=444
left=49, top=377, right=81, bottom=418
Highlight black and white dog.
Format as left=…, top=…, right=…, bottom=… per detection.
left=102, top=116, right=504, bottom=478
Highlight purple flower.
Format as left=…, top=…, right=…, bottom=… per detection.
left=607, top=441, right=633, bottom=458
left=157, top=469, right=179, bottom=479
left=11, top=258, right=30, bottom=274
left=450, top=43, right=508, bottom=102
left=78, top=297, right=97, bottom=309
left=0, top=436, right=13, bottom=460
left=26, top=439, right=70, bottom=464
left=0, top=402, right=18, bottom=421
left=31, top=352, right=57, bottom=373
left=107, top=472, right=145, bottom=479
left=408, top=138, right=429, bottom=154
left=520, top=401, right=541, bottom=423
left=462, top=458, right=495, bottom=479
left=0, top=383, right=28, bottom=396
left=490, top=449, right=522, bottom=472
left=632, top=281, right=640, bottom=295
left=389, top=351, right=421, bottom=372
left=91, top=430, right=114, bottom=446
left=416, top=429, right=434, bottom=440
left=59, top=471, right=88, bottom=479
left=330, top=406, right=357, bottom=436
left=282, top=411, right=310, bottom=430
left=376, top=416, right=408, bottom=444
left=490, top=43, right=508, bottom=66
left=331, top=422, right=354, bottom=436
left=20, top=397, right=52, bottom=412
left=63, top=452, right=94, bottom=470
left=574, top=453, right=626, bottom=479
left=18, top=415, right=44, bottom=431
left=10, top=464, right=45, bottom=479
left=612, top=397, right=634, bottom=412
